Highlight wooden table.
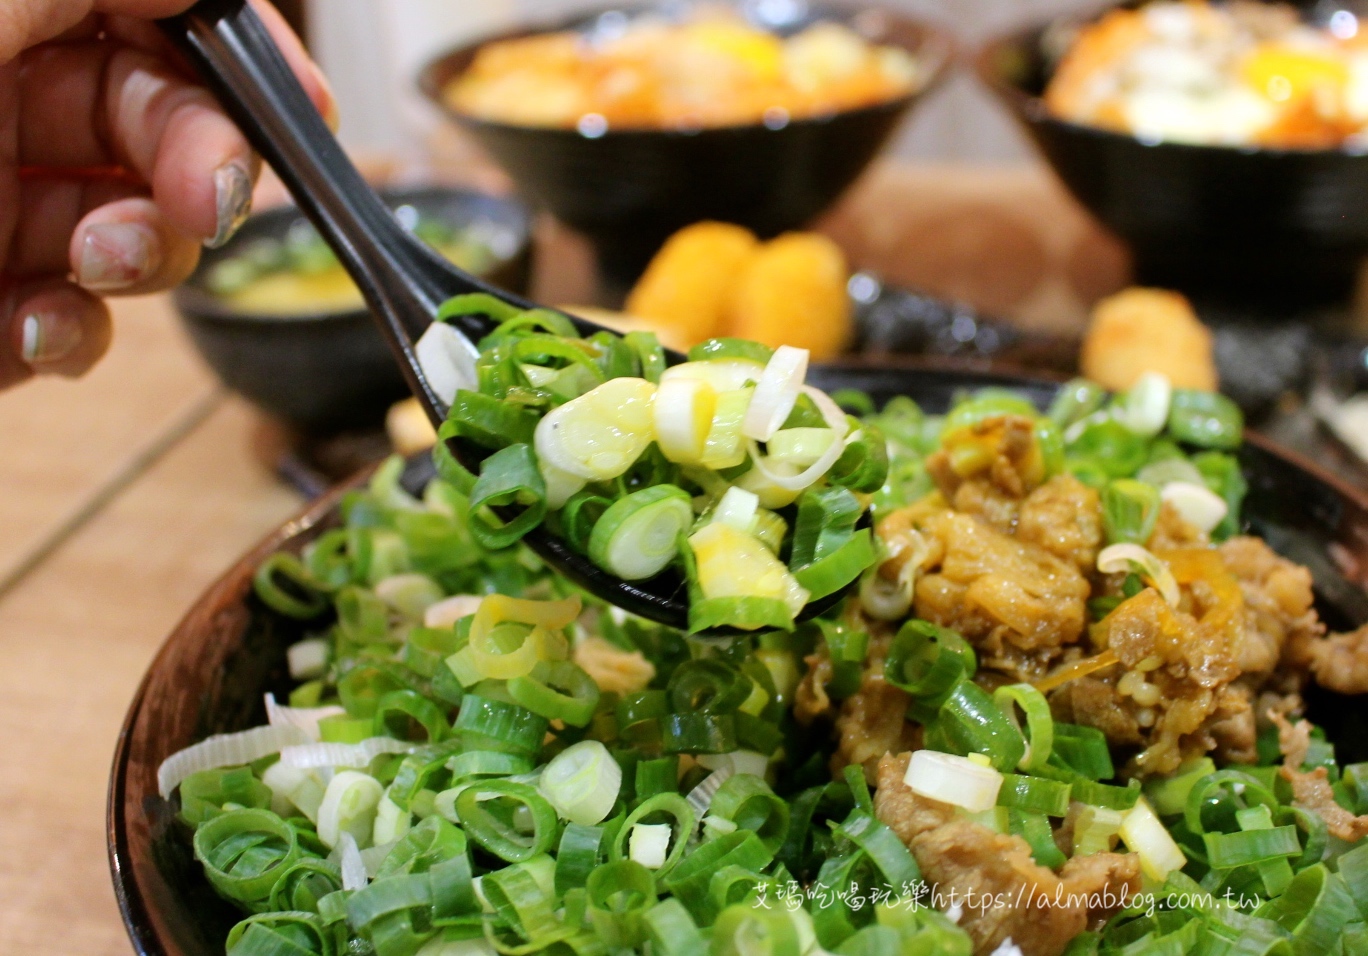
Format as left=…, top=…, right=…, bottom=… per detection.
left=0, top=294, right=305, bottom=954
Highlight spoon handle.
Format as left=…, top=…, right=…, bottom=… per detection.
left=160, top=0, right=484, bottom=392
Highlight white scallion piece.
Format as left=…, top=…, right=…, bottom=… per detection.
left=742, top=346, right=809, bottom=442
left=374, top=573, right=444, bottom=617
left=537, top=740, right=621, bottom=825
left=1160, top=481, right=1228, bottom=534
left=688, top=522, right=810, bottom=620
left=696, top=750, right=770, bottom=779
left=746, top=386, right=851, bottom=493
left=415, top=321, right=478, bottom=406
left=372, top=793, right=413, bottom=846
left=424, top=594, right=485, bottom=629
left=278, top=736, right=420, bottom=770
left=712, top=486, right=759, bottom=533
left=904, top=750, right=1004, bottom=813
left=765, top=427, right=836, bottom=468
left=685, top=768, right=736, bottom=816
left=262, top=761, right=326, bottom=822
left=989, top=939, right=1024, bottom=956
left=264, top=693, right=344, bottom=742
left=539, top=459, right=588, bottom=510
left=654, top=376, right=718, bottom=464
left=361, top=839, right=399, bottom=879
left=335, top=831, right=370, bottom=891
left=286, top=637, right=330, bottom=680
left=1097, top=543, right=1180, bottom=607
left=317, top=770, right=384, bottom=849
left=1114, top=372, right=1172, bottom=438
left=629, top=823, right=672, bottom=869
left=660, top=358, right=765, bottom=392
left=702, top=814, right=738, bottom=837
left=1119, top=797, right=1186, bottom=881
left=534, top=378, right=657, bottom=481
left=157, top=723, right=311, bottom=799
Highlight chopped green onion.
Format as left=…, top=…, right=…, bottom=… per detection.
left=467, top=444, right=547, bottom=549
left=1103, top=479, right=1162, bottom=546
left=453, top=780, right=559, bottom=863
left=938, top=681, right=1026, bottom=772
left=1049, top=379, right=1107, bottom=429
left=1167, top=389, right=1243, bottom=450
left=539, top=740, right=621, bottom=826
left=997, top=773, right=1071, bottom=817
left=588, top=485, right=693, bottom=580
left=993, top=683, right=1054, bottom=772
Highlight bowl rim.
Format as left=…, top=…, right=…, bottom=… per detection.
left=174, top=183, right=534, bottom=326
left=975, top=14, right=1368, bottom=161
left=105, top=356, right=1368, bottom=956
left=415, top=0, right=957, bottom=141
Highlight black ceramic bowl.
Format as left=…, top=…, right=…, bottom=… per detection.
left=419, top=0, right=952, bottom=286
left=110, top=360, right=1368, bottom=956
left=174, top=186, right=532, bottom=435
left=977, top=9, right=1368, bottom=311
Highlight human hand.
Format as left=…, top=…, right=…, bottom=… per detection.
left=0, top=0, right=333, bottom=388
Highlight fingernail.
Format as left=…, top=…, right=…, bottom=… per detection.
left=207, top=162, right=253, bottom=249
left=20, top=312, right=82, bottom=368
left=77, top=222, right=161, bottom=291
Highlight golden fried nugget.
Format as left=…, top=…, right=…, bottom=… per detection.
left=1080, top=287, right=1217, bottom=392
left=625, top=222, right=759, bottom=345
left=723, top=232, right=852, bottom=359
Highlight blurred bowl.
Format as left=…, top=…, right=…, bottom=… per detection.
left=419, top=0, right=952, bottom=286
left=174, top=185, right=532, bottom=435
left=977, top=10, right=1368, bottom=312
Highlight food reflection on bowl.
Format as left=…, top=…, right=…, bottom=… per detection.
left=419, top=1, right=952, bottom=285
left=173, top=186, right=532, bottom=436
left=978, top=2, right=1368, bottom=311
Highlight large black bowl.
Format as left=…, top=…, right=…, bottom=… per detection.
left=174, top=185, right=532, bottom=435
left=110, top=360, right=1368, bottom=956
left=977, top=12, right=1368, bottom=312
left=419, top=0, right=952, bottom=286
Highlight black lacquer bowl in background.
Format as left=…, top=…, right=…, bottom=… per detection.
left=110, top=360, right=1368, bottom=956
left=976, top=11, right=1368, bottom=313
left=419, top=0, right=953, bottom=287
left=174, top=185, right=533, bottom=436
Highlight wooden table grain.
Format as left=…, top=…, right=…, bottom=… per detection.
left=0, top=295, right=305, bottom=954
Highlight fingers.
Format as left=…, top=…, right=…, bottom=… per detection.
left=10, top=179, right=202, bottom=295
left=0, top=278, right=112, bottom=387
left=70, top=195, right=202, bottom=295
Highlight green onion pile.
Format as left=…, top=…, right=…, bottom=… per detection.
left=415, top=295, right=888, bottom=633
left=158, top=366, right=1368, bottom=956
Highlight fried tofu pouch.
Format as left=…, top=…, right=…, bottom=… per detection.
left=625, top=221, right=759, bottom=344
left=1080, top=287, right=1218, bottom=392
left=725, top=231, right=852, bottom=359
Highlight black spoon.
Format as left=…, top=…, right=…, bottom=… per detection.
left=160, top=0, right=860, bottom=632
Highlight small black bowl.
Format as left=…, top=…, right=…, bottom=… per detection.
left=419, top=0, right=952, bottom=286
left=977, top=11, right=1368, bottom=313
left=174, top=186, right=532, bottom=435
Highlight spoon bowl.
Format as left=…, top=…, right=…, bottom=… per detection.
left=162, top=0, right=863, bottom=632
